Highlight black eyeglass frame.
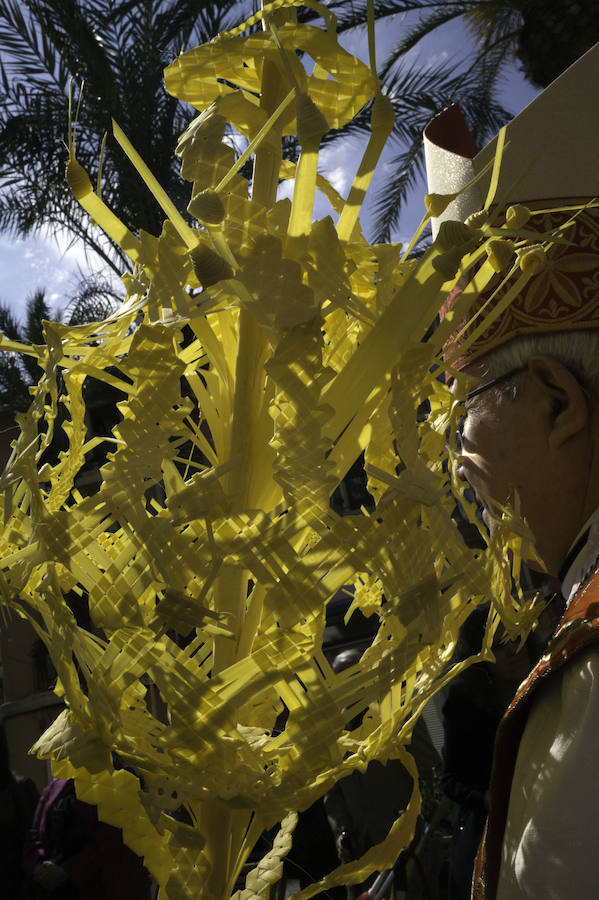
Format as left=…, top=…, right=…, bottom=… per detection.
left=465, top=364, right=528, bottom=401
left=455, top=364, right=528, bottom=451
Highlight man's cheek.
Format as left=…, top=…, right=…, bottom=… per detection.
left=459, top=457, right=486, bottom=492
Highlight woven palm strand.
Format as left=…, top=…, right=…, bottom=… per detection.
left=0, top=2, right=556, bottom=898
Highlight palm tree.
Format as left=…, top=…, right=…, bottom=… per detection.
left=369, top=0, right=599, bottom=89
left=326, top=0, right=599, bottom=241
left=0, top=0, right=252, bottom=278
left=7, top=2, right=592, bottom=253
left=0, top=282, right=117, bottom=413
left=0, top=289, right=50, bottom=414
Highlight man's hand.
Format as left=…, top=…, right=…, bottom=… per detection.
left=33, top=860, right=69, bottom=890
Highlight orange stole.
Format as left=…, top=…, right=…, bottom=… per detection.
left=471, top=569, right=599, bottom=900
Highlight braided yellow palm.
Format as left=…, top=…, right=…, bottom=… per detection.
left=0, top=2, right=561, bottom=897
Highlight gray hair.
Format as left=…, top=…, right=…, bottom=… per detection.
left=478, top=330, right=599, bottom=400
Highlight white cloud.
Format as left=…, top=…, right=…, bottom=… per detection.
left=324, top=164, right=351, bottom=196
left=276, top=178, right=294, bottom=203
left=276, top=176, right=338, bottom=223
left=425, top=49, right=449, bottom=68
left=0, top=227, right=121, bottom=321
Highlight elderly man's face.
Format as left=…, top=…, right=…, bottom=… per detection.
left=458, top=373, right=542, bottom=532
left=456, top=356, right=593, bottom=575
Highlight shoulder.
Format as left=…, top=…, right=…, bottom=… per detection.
left=562, top=567, right=599, bottom=626
left=499, top=645, right=599, bottom=898
left=521, top=644, right=599, bottom=764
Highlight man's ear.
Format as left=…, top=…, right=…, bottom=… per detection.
left=528, top=356, right=588, bottom=449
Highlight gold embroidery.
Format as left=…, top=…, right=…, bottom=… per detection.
left=446, top=204, right=599, bottom=367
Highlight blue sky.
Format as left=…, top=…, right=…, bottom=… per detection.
left=0, top=8, right=539, bottom=321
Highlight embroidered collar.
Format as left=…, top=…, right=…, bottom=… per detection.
left=561, top=506, right=599, bottom=604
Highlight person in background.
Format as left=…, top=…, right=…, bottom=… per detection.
left=0, top=724, right=39, bottom=898
left=441, top=611, right=531, bottom=900
left=23, top=776, right=152, bottom=899
left=325, top=648, right=439, bottom=900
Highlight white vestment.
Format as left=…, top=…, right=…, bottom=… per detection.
left=497, top=508, right=599, bottom=898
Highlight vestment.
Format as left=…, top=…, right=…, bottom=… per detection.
left=23, top=778, right=152, bottom=899
left=472, top=517, right=599, bottom=899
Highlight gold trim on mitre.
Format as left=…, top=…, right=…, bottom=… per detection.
left=425, top=41, right=599, bottom=366
left=442, top=201, right=599, bottom=369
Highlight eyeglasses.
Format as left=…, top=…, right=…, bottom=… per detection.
left=455, top=364, right=528, bottom=451
left=465, top=364, right=528, bottom=400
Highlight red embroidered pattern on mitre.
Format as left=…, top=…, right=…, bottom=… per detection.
left=444, top=202, right=599, bottom=370
left=471, top=568, right=599, bottom=899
